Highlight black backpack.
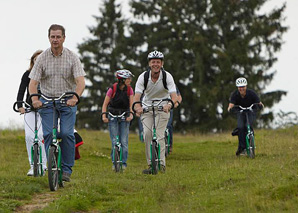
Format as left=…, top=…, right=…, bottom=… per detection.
left=143, top=67, right=168, bottom=91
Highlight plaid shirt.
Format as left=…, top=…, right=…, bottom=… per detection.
left=29, top=48, right=86, bottom=97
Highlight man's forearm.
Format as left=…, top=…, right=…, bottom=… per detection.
left=28, top=79, right=39, bottom=101
left=75, top=76, right=85, bottom=97
left=133, top=93, right=141, bottom=103
left=170, top=92, right=178, bottom=108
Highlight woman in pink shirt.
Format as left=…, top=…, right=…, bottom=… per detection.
left=101, top=70, right=134, bottom=170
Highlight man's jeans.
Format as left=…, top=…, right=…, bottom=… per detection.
left=138, top=117, right=144, bottom=142
left=237, top=111, right=255, bottom=150
left=166, top=110, right=174, bottom=146
left=39, top=99, right=77, bottom=174
left=108, top=116, right=130, bottom=167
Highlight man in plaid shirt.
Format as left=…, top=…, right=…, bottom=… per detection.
left=29, top=24, right=85, bottom=182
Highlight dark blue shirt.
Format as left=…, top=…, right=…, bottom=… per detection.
left=229, top=89, right=260, bottom=107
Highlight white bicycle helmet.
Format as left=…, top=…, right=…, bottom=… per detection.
left=236, top=77, right=247, bottom=87
left=147, top=50, right=164, bottom=61
left=116, top=69, right=134, bottom=79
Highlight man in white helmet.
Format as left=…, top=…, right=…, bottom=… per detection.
left=133, top=50, right=178, bottom=174
left=228, top=77, right=263, bottom=156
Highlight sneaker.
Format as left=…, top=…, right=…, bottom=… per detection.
left=42, top=166, right=47, bottom=175
left=160, top=165, right=166, bottom=173
left=236, top=149, right=240, bottom=156
left=62, top=172, right=71, bottom=182
left=236, top=149, right=246, bottom=156
left=113, top=164, right=126, bottom=172
left=240, top=150, right=247, bottom=156
left=27, top=167, right=33, bottom=176
left=231, top=128, right=239, bottom=136
left=142, top=165, right=152, bottom=174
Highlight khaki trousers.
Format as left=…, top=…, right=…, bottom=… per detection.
left=141, top=111, right=170, bottom=166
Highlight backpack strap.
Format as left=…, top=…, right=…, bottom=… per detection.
left=111, top=83, right=118, bottom=98
left=127, top=85, right=131, bottom=97
left=143, top=69, right=150, bottom=91
left=161, top=68, right=168, bottom=90
left=112, top=82, right=131, bottom=98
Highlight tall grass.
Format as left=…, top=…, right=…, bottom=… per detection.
left=1, top=127, right=298, bottom=212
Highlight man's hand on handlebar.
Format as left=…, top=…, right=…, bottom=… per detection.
left=32, top=100, right=43, bottom=109
left=67, top=97, right=78, bottom=107
left=163, top=103, right=172, bottom=113
left=135, top=105, right=143, bottom=117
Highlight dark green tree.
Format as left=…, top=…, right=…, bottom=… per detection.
left=128, top=0, right=288, bottom=131
left=76, top=0, right=128, bottom=129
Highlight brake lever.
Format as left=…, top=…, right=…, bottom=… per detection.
left=158, top=105, right=163, bottom=111
left=143, top=107, right=149, bottom=113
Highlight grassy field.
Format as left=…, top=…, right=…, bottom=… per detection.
left=1, top=127, right=298, bottom=212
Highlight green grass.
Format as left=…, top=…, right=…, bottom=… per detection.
left=1, top=127, right=298, bottom=212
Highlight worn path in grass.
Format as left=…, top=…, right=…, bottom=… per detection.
left=15, top=192, right=57, bottom=212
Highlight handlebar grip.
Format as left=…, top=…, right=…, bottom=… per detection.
left=64, top=92, right=80, bottom=105
left=28, top=93, right=42, bottom=109
left=13, top=101, right=24, bottom=112
left=100, top=112, right=109, bottom=121
left=13, top=101, right=31, bottom=113
left=166, top=99, right=174, bottom=110
left=256, top=103, right=263, bottom=110
left=127, top=111, right=135, bottom=119
left=29, top=93, right=41, bottom=101
left=132, top=101, right=142, bottom=113
left=158, top=98, right=174, bottom=110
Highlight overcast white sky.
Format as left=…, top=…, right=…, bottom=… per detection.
left=0, top=0, right=296, bottom=129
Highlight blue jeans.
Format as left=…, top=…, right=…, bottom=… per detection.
left=237, top=111, right=255, bottom=150
left=39, top=99, right=77, bottom=174
left=166, top=110, right=174, bottom=146
left=108, top=115, right=130, bottom=167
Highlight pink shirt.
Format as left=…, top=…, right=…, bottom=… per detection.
left=106, top=86, right=134, bottom=97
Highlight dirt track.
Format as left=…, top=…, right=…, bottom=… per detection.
left=15, top=192, right=57, bottom=212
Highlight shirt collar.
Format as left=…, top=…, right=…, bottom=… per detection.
left=148, top=70, right=162, bottom=81
left=50, top=48, right=64, bottom=57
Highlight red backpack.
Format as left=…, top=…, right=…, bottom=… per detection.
left=111, top=83, right=131, bottom=98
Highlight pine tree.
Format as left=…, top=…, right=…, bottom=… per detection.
left=128, top=0, right=288, bottom=131
left=76, top=0, right=128, bottom=129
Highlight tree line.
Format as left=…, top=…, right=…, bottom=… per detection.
left=76, top=0, right=288, bottom=132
